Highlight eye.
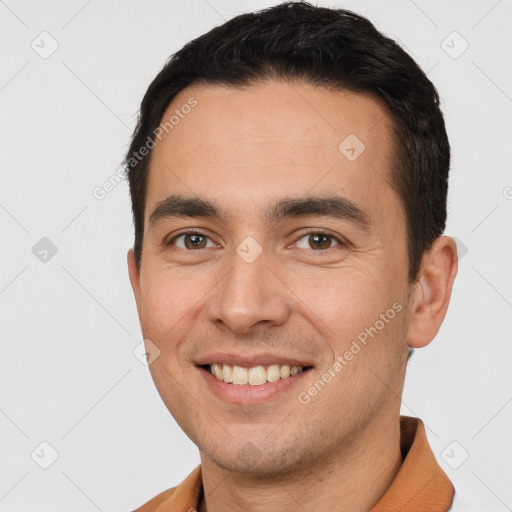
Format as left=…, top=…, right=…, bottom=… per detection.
left=165, top=230, right=345, bottom=251
left=294, top=232, right=343, bottom=250
left=167, top=232, right=216, bottom=250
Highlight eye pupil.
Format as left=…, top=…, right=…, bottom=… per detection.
left=310, top=234, right=330, bottom=249
left=185, top=233, right=207, bottom=249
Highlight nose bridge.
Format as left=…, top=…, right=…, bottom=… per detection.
left=208, top=241, right=292, bottom=334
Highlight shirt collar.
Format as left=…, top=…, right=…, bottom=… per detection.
left=370, top=416, right=454, bottom=511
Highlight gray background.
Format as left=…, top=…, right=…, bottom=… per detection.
left=1, top=0, right=511, bottom=510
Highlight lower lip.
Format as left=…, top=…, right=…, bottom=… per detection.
left=197, top=366, right=312, bottom=404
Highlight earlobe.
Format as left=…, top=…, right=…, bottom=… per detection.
left=406, top=236, right=458, bottom=348
left=127, top=248, right=142, bottom=326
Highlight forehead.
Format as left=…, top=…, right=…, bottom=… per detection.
left=145, top=80, right=401, bottom=229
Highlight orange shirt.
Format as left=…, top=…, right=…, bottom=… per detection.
left=133, top=416, right=454, bottom=512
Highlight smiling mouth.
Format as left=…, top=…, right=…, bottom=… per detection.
left=201, top=363, right=313, bottom=386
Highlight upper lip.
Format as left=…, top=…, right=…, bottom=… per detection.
left=195, top=352, right=314, bottom=368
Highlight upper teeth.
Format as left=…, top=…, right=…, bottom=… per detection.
left=209, top=364, right=305, bottom=385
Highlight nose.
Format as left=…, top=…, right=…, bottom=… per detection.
left=206, top=245, right=294, bottom=335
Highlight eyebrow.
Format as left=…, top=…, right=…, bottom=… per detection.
left=148, top=194, right=373, bottom=232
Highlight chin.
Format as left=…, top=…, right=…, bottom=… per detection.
left=200, top=435, right=322, bottom=479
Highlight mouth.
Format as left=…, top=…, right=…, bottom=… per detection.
left=202, top=363, right=313, bottom=386
left=197, top=361, right=314, bottom=404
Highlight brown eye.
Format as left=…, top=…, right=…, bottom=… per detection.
left=184, top=233, right=207, bottom=249
left=168, top=232, right=214, bottom=250
left=310, top=233, right=331, bottom=249
left=295, top=232, right=341, bottom=250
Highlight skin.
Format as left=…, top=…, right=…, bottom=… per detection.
left=127, top=80, right=458, bottom=512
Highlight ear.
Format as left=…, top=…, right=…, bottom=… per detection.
left=127, top=248, right=143, bottom=327
left=406, top=236, right=458, bottom=348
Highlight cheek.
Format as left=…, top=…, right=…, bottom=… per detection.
left=292, top=268, right=396, bottom=336
left=138, top=269, right=202, bottom=356
left=289, top=268, right=408, bottom=396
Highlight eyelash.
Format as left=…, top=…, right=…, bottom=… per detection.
left=165, top=230, right=346, bottom=251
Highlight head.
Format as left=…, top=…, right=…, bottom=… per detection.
left=126, top=2, right=457, bottom=477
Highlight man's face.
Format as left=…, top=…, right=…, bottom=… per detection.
left=128, top=81, right=414, bottom=475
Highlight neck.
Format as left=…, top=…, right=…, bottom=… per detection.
left=198, top=410, right=403, bottom=512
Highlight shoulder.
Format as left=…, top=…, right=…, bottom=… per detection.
left=130, top=465, right=202, bottom=512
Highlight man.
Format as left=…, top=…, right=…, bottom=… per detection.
left=125, top=2, right=459, bottom=510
